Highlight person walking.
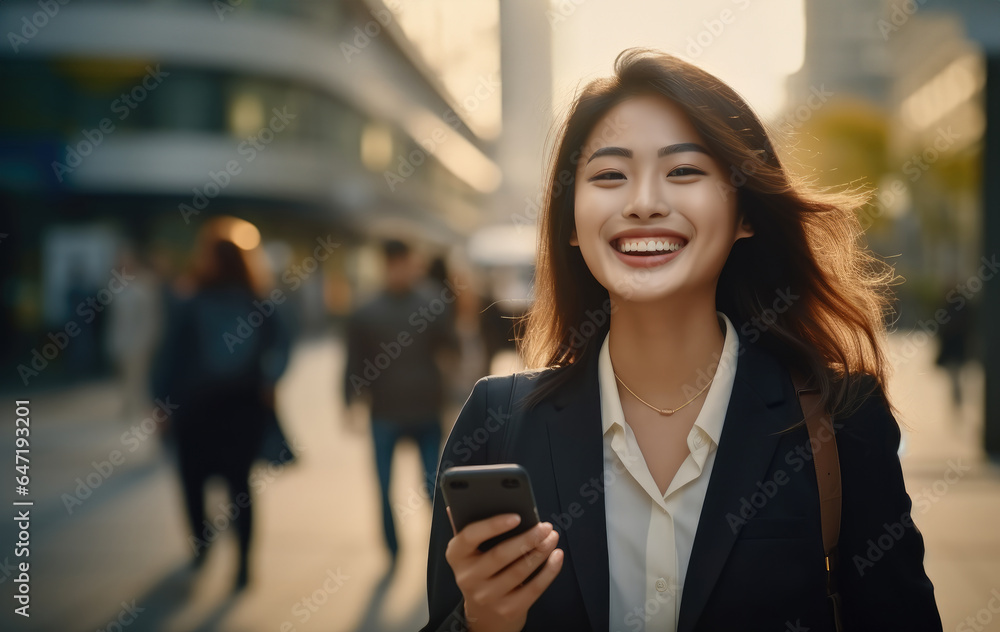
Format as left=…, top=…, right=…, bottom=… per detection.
left=343, top=239, right=459, bottom=564
left=153, top=218, right=289, bottom=590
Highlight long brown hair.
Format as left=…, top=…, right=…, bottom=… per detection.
left=517, top=49, right=896, bottom=417
left=191, top=217, right=269, bottom=297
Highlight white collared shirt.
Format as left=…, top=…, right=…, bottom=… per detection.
left=599, top=312, right=740, bottom=632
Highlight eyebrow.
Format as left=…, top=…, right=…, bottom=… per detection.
left=586, top=142, right=710, bottom=164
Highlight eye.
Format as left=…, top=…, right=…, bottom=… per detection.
left=667, top=166, right=706, bottom=178
left=589, top=171, right=626, bottom=182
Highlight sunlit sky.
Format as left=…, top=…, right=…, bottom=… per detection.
left=390, top=0, right=807, bottom=193
left=551, top=0, right=806, bottom=123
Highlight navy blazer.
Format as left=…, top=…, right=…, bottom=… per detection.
left=421, top=333, right=943, bottom=632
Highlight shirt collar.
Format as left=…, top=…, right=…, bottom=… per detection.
left=597, top=312, right=740, bottom=448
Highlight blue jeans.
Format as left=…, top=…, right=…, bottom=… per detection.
left=370, top=417, right=442, bottom=556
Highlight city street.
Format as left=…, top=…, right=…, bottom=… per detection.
left=2, top=2, right=998, bottom=631
left=0, top=332, right=997, bottom=631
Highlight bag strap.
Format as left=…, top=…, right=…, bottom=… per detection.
left=498, top=372, right=518, bottom=462
left=485, top=373, right=518, bottom=463
left=791, top=372, right=844, bottom=631
left=791, top=372, right=841, bottom=553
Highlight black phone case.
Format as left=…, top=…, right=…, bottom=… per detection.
left=440, top=464, right=541, bottom=552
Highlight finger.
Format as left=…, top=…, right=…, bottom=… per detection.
left=477, top=529, right=560, bottom=602
left=503, top=546, right=564, bottom=613
left=450, top=513, right=522, bottom=558
left=480, top=521, right=553, bottom=578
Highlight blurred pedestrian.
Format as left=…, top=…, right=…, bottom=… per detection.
left=152, top=217, right=289, bottom=590
left=106, top=246, right=163, bottom=421
left=343, top=239, right=459, bottom=565
left=421, top=255, right=466, bottom=404
left=935, top=293, right=975, bottom=409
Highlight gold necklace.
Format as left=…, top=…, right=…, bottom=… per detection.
left=613, top=370, right=713, bottom=416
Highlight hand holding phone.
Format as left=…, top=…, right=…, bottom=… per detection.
left=439, top=465, right=564, bottom=632
left=441, top=464, right=541, bottom=550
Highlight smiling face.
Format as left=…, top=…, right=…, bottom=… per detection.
left=569, top=94, right=753, bottom=306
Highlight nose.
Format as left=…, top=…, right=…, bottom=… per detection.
left=622, top=172, right=671, bottom=219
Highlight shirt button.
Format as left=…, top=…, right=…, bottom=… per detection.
left=655, top=578, right=668, bottom=592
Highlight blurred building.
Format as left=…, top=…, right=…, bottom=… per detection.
left=887, top=13, right=984, bottom=285
left=0, top=0, right=504, bottom=388
left=786, top=0, right=1000, bottom=455
left=787, top=0, right=891, bottom=104
left=785, top=0, right=989, bottom=314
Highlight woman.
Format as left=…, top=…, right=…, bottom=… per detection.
left=421, top=50, right=942, bottom=631
left=153, top=218, right=289, bottom=590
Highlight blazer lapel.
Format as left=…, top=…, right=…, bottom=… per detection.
left=545, top=343, right=610, bottom=632
left=677, top=340, right=792, bottom=632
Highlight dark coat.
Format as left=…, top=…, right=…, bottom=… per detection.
left=343, top=283, right=459, bottom=424
left=422, top=333, right=942, bottom=632
left=152, top=286, right=290, bottom=473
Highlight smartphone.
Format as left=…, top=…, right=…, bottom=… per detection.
left=440, top=464, right=541, bottom=552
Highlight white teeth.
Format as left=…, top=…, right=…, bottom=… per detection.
left=616, top=238, right=683, bottom=254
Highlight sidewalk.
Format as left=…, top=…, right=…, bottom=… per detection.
left=885, top=334, right=1000, bottom=629
left=0, top=333, right=996, bottom=631
left=0, top=336, right=441, bottom=632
